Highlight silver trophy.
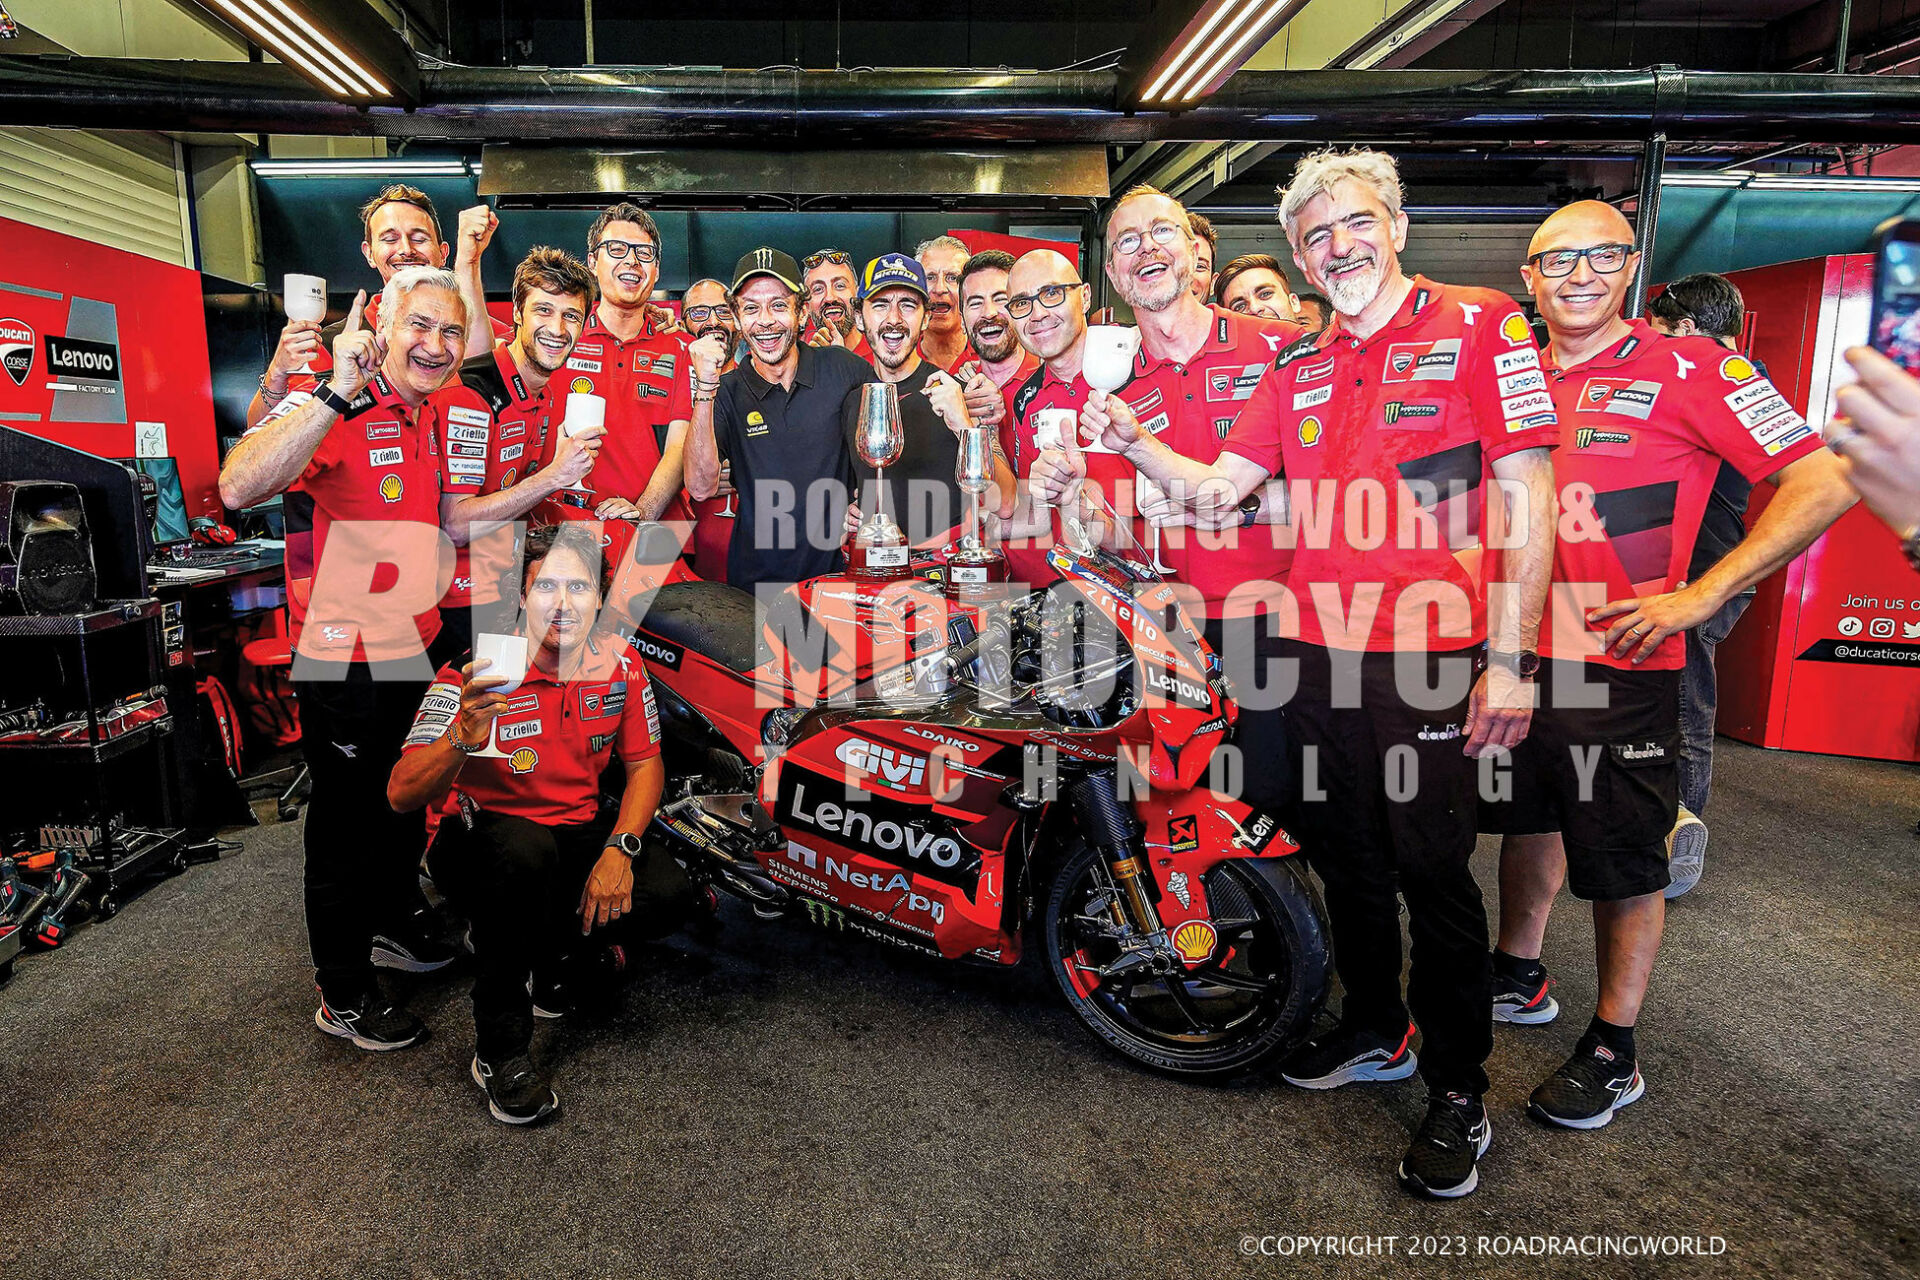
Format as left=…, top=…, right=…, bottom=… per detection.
left=947, top=426, right=1006, bottom=596
left=851, top=381, right=910, bottom=578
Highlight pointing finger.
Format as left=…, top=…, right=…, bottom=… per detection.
left=342, top=289, right=367, bottom=336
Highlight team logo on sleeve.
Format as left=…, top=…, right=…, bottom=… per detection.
left=1720, top=354, right=1757, bottom=384
left=1500, top=313, right=1533, bottom=346
left=1298, top=416, right=1324, bottom=446
left=378, top=474, right=404, bottom=503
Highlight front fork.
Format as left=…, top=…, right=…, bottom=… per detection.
left=1069, top=772, right=1163, bottom=937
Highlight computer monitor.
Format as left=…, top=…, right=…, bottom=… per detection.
left=115, top=457, right=190, bottom=557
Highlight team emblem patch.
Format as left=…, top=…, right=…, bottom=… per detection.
left=570, top=376, right=593, bottom=395
left=508, top=747, right=539, bottom=775
left=1501, top=313, right=1532, bottom=345
left=1720, top=354, right=1757, bottom=383
left=1298, top=415, right=1323, bottom=446
left=378, top=474, right=403, bottom=503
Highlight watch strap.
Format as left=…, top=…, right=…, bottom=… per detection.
left=611, top=831, right=645, bottom=860
left=314, top=381, right=354, bottom=416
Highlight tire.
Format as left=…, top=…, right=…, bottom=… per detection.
left=1043, top=841, right=1330, bottom=1079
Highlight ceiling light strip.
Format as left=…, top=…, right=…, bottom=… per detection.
left=211, top=0, right=356, bottom=96
left=261, top=0, right=390, bottom=97
left=1160, top=2, right=1270, bottom=104
left=1176, top=0, right=1289, bottom=102
left=1140, top=2, right=1245, bottom=105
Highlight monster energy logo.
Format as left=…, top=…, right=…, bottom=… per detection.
left=1383, top=401, right=1440, bottom=425
left=1575, top=427, right=1632, bottom=449
left=801, top=897, right=846, bottom=930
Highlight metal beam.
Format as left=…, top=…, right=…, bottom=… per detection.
left=1627, top=133, right=1665, bottom=320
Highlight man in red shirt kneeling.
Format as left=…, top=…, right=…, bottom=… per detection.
left=389, top=522, right=694, bottom=1125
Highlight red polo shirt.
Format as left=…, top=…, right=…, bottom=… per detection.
left=258, top=372, right=448, bottom=662
left=535, top=307, right=693, bottom=525
left=1221, top=276, right=1562, bottom=652
left=1536, top=322, right=1821, bottom=670
left=429, top=346, right=554, bottom=608
left=1128, top=309, right=1307, bottom=614
left=402, top=639, right=661, bottom=825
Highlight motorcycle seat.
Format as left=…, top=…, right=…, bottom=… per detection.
left=635, top=580, right=764, bottom=674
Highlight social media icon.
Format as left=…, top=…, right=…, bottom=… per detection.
left=1870, top=617, right=1897, bottom=639
left=1838, top=615, right=1863, bottom=637
left=1903, top=620, right=1920, bottom=640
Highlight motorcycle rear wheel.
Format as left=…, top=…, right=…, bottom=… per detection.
left=1043, top=842, right=1329, bottom=1079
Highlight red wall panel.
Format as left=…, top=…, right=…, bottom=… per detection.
left=0, top=216, right=220, bottom=517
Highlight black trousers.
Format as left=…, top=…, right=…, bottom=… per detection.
left=1279, top=640, right=1492, bottom=1097
left=427, top=811, right=696, bottom=1060
left=292, top=658, right=433, bottom=1002
left=1204, top=614, right=1298, bottom=815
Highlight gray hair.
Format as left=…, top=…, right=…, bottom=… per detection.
left=915, top=234, right=972, bottom=262
left=379, top=265, right=467, bottom=336
left=1278, top=148, right=1406, bottom=245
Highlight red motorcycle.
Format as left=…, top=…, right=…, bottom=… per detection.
left=619, top=511, right=1330, bottom=1078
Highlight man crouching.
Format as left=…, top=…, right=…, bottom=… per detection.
left=388, top=522, right=694, bottom=1124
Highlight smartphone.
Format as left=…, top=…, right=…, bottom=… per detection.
left=1870, top=216, right=1920, bottom=375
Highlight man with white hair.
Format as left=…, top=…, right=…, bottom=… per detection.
left=916, top=235, right=978, bottom=373
left=220, top=266, right=472, bottom=1052
left=1036, top=148, right=1560, bottom=1199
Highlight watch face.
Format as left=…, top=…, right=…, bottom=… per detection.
left=1518, top=651, right=1541, bottom=679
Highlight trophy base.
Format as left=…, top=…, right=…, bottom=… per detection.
left=848, top=540, right=913, bottom=581
left=944, top=548, right=1007, bottom=602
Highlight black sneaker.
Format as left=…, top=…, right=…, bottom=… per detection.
left=371, top=911, right=457, bottom=973
left=470, top=1053, right=559, bottom=1125
left=1492, top=963, right=1560, bottom=1025
left=314, top=993, right=426, bottom=1051
left=1529, top=1034, right=1646, bottom=1129
left=1397, top=1092, right=1492, bottom=1199
left=1280, top=1020, right=1418, bottom=1090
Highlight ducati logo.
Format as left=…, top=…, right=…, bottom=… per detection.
left=0, top=318, right=32, bottom=388
left=1390, top=350, right=1415, bottom=375
left=1586, top=384, right=1609, bottom=404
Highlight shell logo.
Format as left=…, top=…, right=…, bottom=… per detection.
left=507, top=746, right=539, bottom=774
left=1170, top=919, right=1219, bottom=964
left=571, top=376, right=593, bottom=395
left=1501, top=313, right=1532, bottom=345
left=1719, top=354, right=1756, bottom=384
left=377, top=473, right=403, bottom=503
left=1298, top=415, right=1323, bottom=446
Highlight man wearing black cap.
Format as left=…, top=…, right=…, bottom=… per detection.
left=686, top=248, right=869, bottom=588
left=843, top=253, right=1010, bottom=548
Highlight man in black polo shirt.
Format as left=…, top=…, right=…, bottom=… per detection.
left=686, top=248, right=869, bottom=588
left=842, top=253, right=1010, bottom=548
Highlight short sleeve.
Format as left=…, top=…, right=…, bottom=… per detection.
left=667, top=337, right=695, bottom=424
left=436, top=390, right=493, bottom=494
left=401, top=665, right=465, bottom=752
left=614, top=667, right=662, bottom=763
left=1689, top=360, right=1823, bottom=482
left=1474, top=301, right=1560, bottom=461
left=1217, top=364, right=1290, bottom=476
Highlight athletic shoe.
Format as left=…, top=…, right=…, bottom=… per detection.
left=1492, top=964, right=1560, bottom=1025
left=529, top=974, right=572, bottom=1020
left=371, top=911, right=458, bottom=973
left=1665, top=806, right=1708, bottom=899
left=1280, top=1020, right=1418, bottom=1090
left=314, top=994, right=426, bottom=1051
left=1528, top=1035, right=1646, bottom=1129
left=470, top=1053, right=559, bottom=1125
left=1397, top=1092, right=1492, bottom=1199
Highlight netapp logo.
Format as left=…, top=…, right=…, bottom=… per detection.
left=45, top=335, right=121, bottom=382
left=0, top=318, right=33, bottom=388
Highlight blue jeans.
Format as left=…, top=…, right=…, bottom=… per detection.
left=1678, top=592, right=1753, bottom=816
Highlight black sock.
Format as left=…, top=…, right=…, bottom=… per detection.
left=1493, top=948, right=1545, bottom=985
left=1586, top=1014, right=1636, bottom=1063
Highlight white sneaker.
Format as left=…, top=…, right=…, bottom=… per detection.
left=1665, top=805, right=1707, bottom=898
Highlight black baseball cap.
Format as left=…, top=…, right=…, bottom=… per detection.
left=731, top=247, right=803, bottom=294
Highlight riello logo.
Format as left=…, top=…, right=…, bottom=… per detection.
left=0, top=318, right=33, bottom=388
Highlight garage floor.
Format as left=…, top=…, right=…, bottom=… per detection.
left=1, top=738, right=1914, bottom=1279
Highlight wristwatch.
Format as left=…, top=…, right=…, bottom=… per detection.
left=1237, top=493, right=1261, bottom=529
left=314, top=381, right=355, bottom=416
left=1487, top=648, right=1541, bottom=680
left=610, top=831, right=645, bottom=861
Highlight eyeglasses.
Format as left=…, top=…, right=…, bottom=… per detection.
left=1529, top=243, right=1633, bottom=278
left=1007, top=282, right=1085, bottom=318
left=593, top=238, right=658, bottom=264
left=683, top=305, right=730, bottom=324
left=1111, top=221, right=1185, bottom=258
left=802, top=249, right=852, bottom=271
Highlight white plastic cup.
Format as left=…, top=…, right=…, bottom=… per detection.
left=284, top=274, right=327, bottom=324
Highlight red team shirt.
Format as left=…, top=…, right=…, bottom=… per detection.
left=1127, top=309, right=1306, bottom=613
left=429, top=346, right=554, bottom=609
left=402, top=641, right=662, bottom=825
left=1221, top=277, right=1562, bottom=652
left=535, top=309, right=695, bottom=527
left=259, top=373, right=447, bottom=662
left=1536, top=322, right=1821, bottom=671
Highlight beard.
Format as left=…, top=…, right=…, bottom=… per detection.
left=746, top=323, right=798, bottom=366
left=1321, top=252, right=1385, bottom=317
left=871, top=326, right=917, bottom=371
left=814, top=303, right=853, bottom=338
left=968, top=321, right=1019, bottom=363
left=1119, top=256, right=1192, bottom=314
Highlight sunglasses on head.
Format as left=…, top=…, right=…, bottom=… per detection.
left=802, top=250, right=853, bottom=271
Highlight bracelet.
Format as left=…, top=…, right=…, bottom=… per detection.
left=1903, top=524, right=1920, bottom=574
left=314, top=381, right=354, bottom=416
left=445, top=719, right=487, bottom=754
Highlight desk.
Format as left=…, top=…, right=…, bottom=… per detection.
left=150, top=548, right=287, bottom=830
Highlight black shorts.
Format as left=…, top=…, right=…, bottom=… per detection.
left=1478, top=659, right=1680, bottom=901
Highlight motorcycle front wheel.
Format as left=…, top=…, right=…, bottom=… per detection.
left=1042, top=842, right=1329, bottom=1079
